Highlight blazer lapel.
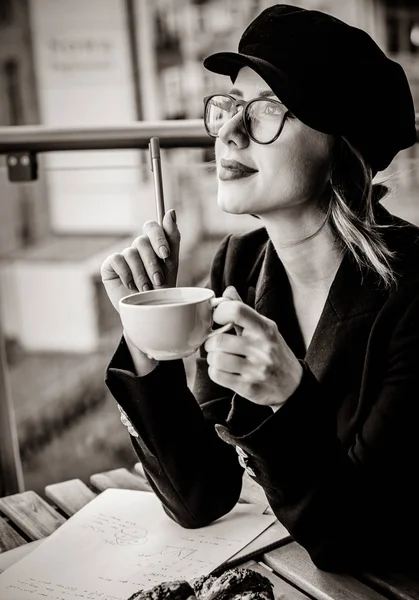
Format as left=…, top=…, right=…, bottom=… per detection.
left=305, top=254, right=388, bottom=382
left=251, top=240, right=306, bottom=359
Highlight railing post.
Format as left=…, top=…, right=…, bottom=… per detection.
left=0, top=319, right=24, bottom=496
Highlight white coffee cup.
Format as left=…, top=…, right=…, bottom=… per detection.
left=119, top=287, right=232, bottom=360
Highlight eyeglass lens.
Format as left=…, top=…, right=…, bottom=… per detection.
left=205, top=95, right=285, bottom=143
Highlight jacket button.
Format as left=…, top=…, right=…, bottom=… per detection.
left=237, top=454, right=247, bottom=469
left=127, top=426, right=139, bottom=438
left=235, top=445, right=248, bottom=458
left=245, top=466, right=256, bottom=477
left=117, top=404, right=139, bottom=438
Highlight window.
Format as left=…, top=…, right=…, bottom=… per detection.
left=385, top=2, right=419, bottom=54
left=0, top=0, right=13, bottom=26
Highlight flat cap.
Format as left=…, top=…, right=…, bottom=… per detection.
left=204, top=4, right=417, bottom=173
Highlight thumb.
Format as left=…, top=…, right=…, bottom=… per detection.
left=223, top=285, right=242, bottom=301
left=162, top=209, right=181, bottom=262
left=162, top=208, right=180, bottom=278
left=222, top=286, right=243, bottom=336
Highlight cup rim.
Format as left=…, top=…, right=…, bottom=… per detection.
left=119, top=286, right=215, bottom=309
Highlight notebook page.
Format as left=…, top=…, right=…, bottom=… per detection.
left=0, top=488, right=276, bottom=600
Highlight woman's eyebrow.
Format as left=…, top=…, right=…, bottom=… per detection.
left=228, top=88, right=243, bottom=97
left=257, top=90, right=276, bottom=98
left=228, top=88, right=276, bottom=98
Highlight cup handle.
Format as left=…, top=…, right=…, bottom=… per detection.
left=206, top=322, right=234, bottom=339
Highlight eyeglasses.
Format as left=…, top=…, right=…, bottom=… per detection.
left=203, top=94, right=289, bottom=145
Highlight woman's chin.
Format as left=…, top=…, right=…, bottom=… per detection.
left=217, top=198, right=248, bottom=214
left=217, top=191, right=251, bottom=214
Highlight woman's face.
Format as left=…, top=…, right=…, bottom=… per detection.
left=215, top=67, right=335, bottom=217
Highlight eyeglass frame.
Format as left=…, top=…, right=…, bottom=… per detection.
left=203, top=93, right=290, bottom=145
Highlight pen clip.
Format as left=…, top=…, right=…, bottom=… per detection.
left=149, top=137, right=160, bottom=172
left=149, top=142, right=153, bottom=172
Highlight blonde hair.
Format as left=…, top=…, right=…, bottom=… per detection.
left=327, top=138, right=399, bottom=289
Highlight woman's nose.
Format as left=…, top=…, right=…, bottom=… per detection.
left=217, top=109, right=249, bottom=148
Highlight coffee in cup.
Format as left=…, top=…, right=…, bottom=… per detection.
left=119, top=287, right=232, bottom=360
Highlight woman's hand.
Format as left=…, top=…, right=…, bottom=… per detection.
left=205, top=286, right=303, bottom=411
left=100, top=209, right=180, bottom=313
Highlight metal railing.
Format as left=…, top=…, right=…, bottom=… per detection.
left=0, top=116, right=418, bottom=496
left=0, top=116, right=418, bottom=154
left=0, top=119, right=212, bottom=154
left=0, top=119, right=213, bottom=496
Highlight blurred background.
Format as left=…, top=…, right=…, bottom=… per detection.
left=0, top=0, right=418, bottom=497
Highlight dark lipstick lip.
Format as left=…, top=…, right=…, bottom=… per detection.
left=220, top=158, right=258, bottom=175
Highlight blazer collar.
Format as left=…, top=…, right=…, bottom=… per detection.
left=245, top=204, right=419, bottom=318
left=249, top=237, right=387, bottom=317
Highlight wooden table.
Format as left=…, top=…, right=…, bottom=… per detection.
left=0, top=463, right=418, bottom=600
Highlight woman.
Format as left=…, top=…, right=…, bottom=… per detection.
left=101, top=5, right=419, bottom=572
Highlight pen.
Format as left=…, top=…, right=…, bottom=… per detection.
left=149, top=137, right=166, bottom=227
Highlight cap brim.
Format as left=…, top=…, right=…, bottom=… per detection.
left=203, top=52, right=293, bottom=107
left=203, top=52, right=341, bottom=137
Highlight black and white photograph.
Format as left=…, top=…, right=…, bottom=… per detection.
left=0, top=1, right=418, bottom=598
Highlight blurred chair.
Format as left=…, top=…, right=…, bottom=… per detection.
left=0, top=321, right=24, bottom=496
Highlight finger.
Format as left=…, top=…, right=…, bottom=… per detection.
left=213, top=300, right=268, bottom=334
left=162, top=209, right=181, bottom=260
left=143, top=209, right=180, bottom=262
left=208, top=366, right=241, bottom=392
left=131, top=235, right=166, bottom=288
left=122, top=247, right=152, bottom=292
left=101, top=253, right=124, bottom=281
left=143, top=220, right=171, bottom=260
left=204, top=331, right=247, bottom=356
left=222, top=286, right=242, bottom=301
left=210, top=296, right=229, bottom=309
left=161, top=210, right=181, bottom=284
left=221, top=287, right=244, bottom=335
left=101, top=253, right=134, bottom=289
left=206, top=350, right=247, bottom=374
left=210, top=287, right=242, bottom=309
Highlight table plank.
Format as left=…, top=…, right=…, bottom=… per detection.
left=0, top=490, right=66, bottom=540
left=239, top=472, right=271, bottom=513
left=133, top=462, right=152, bottom=489
left=90, top=467, right=151, bottom=492
left=360, top=570, right=419, bottom=600
left=0, top=517, right=26, bottom=552
left=225, top=521, right=291, bottom=568
left=263, top=542, right=388, bottom=600
left=241, top=560, right=311, bottom=599
left=45, top=478, right=97, bottom=517
left=0, top=539, right=43, bottom=574
left=134, top=463, right=274, bottom=513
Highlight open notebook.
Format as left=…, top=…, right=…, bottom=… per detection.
left=0, top=489, right=289, bottom=599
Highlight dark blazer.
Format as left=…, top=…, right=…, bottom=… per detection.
left=106, top=206, right=419, bottom=573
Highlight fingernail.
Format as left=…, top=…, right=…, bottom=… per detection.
left=170, top=209, right=177, bottom=223
left=128, top=281, right=137, bottom=291
left=142, top=283, right=151, bottom=291
left=153, top=272, right=163, bottom=286
left=159, top=245, right=170, bottom=259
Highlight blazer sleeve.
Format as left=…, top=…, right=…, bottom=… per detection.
left=216, top=290, right=419, bottom=571
left=105, top=235, right=244, bottom=528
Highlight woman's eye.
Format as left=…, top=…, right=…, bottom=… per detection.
left=263, top=103, right=282, bottom=115
left=214, top=101, right=230, bottom=110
